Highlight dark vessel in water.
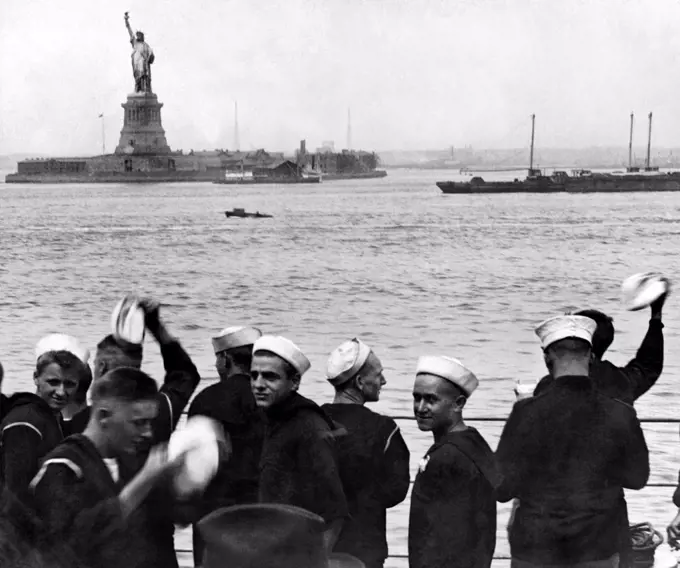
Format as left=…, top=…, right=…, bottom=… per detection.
left=437, top=114, right=568, bottom=194
left=224, top=208, right=273, bottom=218
left=437, top=113, right=680, bottom=194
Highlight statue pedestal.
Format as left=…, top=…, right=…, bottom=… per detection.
left=115, top=92, right=172, bottom=155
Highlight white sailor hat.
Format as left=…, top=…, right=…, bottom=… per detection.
left=111, top=295, right=146, bottom=346
left=212, top=326, right=262, bottom=354
left=35, top=334, right=90, bottom=365
left=535, top=315, right=597, bottom=350
left=326, top=338, right=372, bottom=386
left=253, top=335, right=311, bottom=377
left=168, top=415, right=222, bottom=498
left=416, top=355, right=479, bottom=397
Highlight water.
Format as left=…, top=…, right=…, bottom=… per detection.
left=1, top=168, right=679, bottom=566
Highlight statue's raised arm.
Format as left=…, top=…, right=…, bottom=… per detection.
left=124, top=12, right=135, bottom=42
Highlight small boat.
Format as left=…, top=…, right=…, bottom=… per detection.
left=224, top=208, right=273, bottom=219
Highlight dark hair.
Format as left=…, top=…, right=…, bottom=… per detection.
left=442, top=379, right=468, bottom=401
left=546, top=337, right=592, bottom=358
left=0, top=362, right=4, bottom=386
left=35, top=351, right=84, bottom=378
left=74, top=365, right=93, bottom=405
left=226, top=344, right=255, bottom=371
left=90, top=367, right=157, bottom=404
left=573, top=309, right=614, bottom=358
left=96, top=335, right=143, bottom=360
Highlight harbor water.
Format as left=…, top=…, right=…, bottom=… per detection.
left=1, top=168, right=680, bottom=566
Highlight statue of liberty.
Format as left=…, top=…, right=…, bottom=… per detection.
left=124, top=12, right=155, bottom=94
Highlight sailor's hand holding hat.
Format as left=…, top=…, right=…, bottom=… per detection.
left=121, top=442, right=185, bottom=517
left=167, top=416, right=227, bottom=500
left=111, top=294, right=175, bottom=348
left=621, top=272, right=671, bottom=315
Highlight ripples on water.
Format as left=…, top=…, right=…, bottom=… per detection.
left=1, top=169, right=679, bottom=563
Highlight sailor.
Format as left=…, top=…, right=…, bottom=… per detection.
left=67, top=297, right=201, bottom=443
left=322, top=338, right=410, bottom=568
left=198, top=504, right=366, bottom=568
left=66, top=297, right=201, bottom=568
left=531, top=297, right=666, bottom=567
left=408, top=355, right=499, bottom=568
left=533, top=296, right=667, bottom=403
left=0, top=334, right=89, bottom=501
left=251, top=335, right=348, bottom=553
left=37, top=334, right=94, bottom=428
left=496, top=315, right=650, bottom=568
left=30, top=367, right=184, bottom=568
left=187, top=325, right=266, bottom=568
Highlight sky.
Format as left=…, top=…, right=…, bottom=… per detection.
left=2, top=0, right=680, bottom=155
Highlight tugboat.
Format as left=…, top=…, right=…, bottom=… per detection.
left=224, top=208, right=273, bottom=219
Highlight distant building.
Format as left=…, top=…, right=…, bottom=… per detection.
left=220, top=149, right=285, bottom=172
left=316, top=141, right=336, bottom=153
left=296, top=140, right=380, bottom=175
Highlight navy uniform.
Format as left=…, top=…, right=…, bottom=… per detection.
left=322, top=339, right=411, bottom=568
left=188, top=326, right=266, bottom=566
left=1, top=334, right=89, bottom=501
left=253, top=336, right=348, bottom=534
left=408, top=355, right=499, bottom=568
left=497, top=316, right=650, bottom=568
left=533, top=313, right=664, bottom=568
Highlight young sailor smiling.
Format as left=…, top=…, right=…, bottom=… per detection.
left=408, top=355, right=499, bottom=568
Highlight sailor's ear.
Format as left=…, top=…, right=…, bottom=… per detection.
left=94, top=358, right=108, bottom=379
left=96, top=406, right=113, bottom=427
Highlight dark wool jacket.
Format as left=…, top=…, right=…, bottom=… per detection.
left=497, top=376, right=649, bottom=565
left=0, top=392, right=64, bottom=501
left=409, top=427, right=499, bottom=568
left=259, top=392, right=348, bottom=524
left=323, top=403, right=410, bottom=567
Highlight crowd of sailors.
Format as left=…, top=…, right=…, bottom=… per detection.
left=0, top=290, right=674, bottom=568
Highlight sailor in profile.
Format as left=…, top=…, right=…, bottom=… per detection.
left=187, top=325, right=265, bottom=567
left=408, top=355, right=499, bottom=568
left=251, top=335, right=348, bottom=553
left=496, top=315, right=650, bottom=568
left=322, top=338, right=410, bottom=568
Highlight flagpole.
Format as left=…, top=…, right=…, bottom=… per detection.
left=99, top=114, right=106, bottom=154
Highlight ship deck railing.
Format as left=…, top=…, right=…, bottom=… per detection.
left=174, top=413, right=680, bottom=568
